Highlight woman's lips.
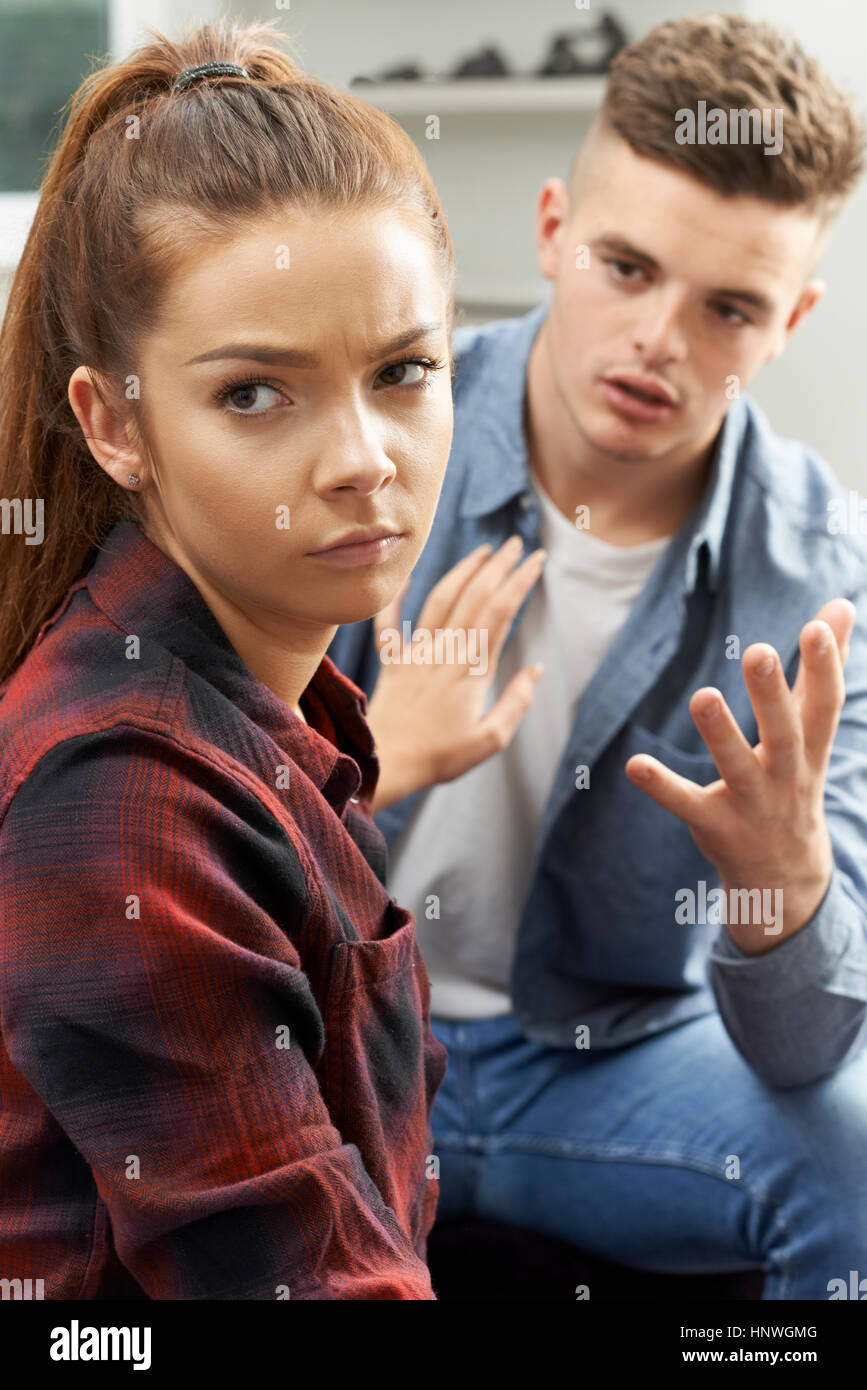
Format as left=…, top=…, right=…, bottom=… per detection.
left=306, top=533, right=405, bottom=567
left=602, top=379, right=677, bottom=423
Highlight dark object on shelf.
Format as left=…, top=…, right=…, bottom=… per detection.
left=449, top=44, right=511, bottom=79
left=427, top=1216, right=765, bottom=1301
left=351, top=62, right=427, bottom=86
left=536, top=13, right=628, bottom=77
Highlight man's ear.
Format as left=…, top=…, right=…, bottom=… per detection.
left=536, top=177, right=571, bottom=281
left=765, top=279, right=826, bottom=365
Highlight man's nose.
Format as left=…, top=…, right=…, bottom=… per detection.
left=631, top=289, right=689, bottom=365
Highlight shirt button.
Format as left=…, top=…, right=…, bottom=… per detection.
left=517, top=491, right=533, bottom=511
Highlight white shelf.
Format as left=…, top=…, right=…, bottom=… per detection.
left=347, top=77, right=607, bottom=115
left=457, top=281, right=547, bottom=311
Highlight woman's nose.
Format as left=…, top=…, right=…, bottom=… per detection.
left=313, top=412, right=397, bottom=497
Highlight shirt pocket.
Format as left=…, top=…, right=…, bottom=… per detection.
left=613, top=719, right=723, bottom=899
left=624, top=721, right=722, bottom=784
left=318, top=901, right=443, bottom=1233
left=562, top=720, right=723, bottom=987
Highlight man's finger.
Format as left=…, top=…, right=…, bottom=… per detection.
left=466, top=664, right=544, bottom=771
left=624, top=754, right=710, bottom=826
left=740, top=645, right=803, bottom=780
left=689, top=686, right=761, bottom=793
left=416, top=543, right=494, bottom=632
left=791, top=598, right=855, bottom=705
left=449, top=536, right=531, bottom=633
left=482, top=548, right=547, bottom=676
left=798, top=620, right=847, bottom=768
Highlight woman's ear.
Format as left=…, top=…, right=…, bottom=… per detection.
left=68, top=365, right=146, bottom=491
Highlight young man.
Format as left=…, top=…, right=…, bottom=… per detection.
left=328, top=13, right=867, bottom=1298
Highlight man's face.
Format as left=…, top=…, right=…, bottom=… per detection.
left=536, top=130, right=825, bottom=464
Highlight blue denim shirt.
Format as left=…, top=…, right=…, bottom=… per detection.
left=328, top=304, right=867, bottom=1088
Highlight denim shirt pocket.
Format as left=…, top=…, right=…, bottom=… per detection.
left=558, top=720, right=723, bottom=988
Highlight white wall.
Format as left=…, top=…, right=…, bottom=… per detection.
left=237, top=0, right=721, bottom=317
left=5, top=0, right=864, bottom=486
left=740, top=0, right=867, bottom=485
left=236, top=0, right=865, bottom=485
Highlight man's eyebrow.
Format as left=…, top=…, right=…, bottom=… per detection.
left=183, top=322, right=444, bottom=368
left=594, top=234, right=659, bottom=270
left=707, top=285, right=774, bottom=314
left=593, top=235, right=774, bottom=314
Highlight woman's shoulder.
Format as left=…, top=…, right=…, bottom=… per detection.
left=1, top=580, right=178, bottom=786
left=0, top=578, right=285, bottom=845
left=0, top=606, right=318, bottom=948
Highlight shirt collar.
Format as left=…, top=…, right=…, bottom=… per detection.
left=454, top=301, right=748, bottom=594
left=85, top=519, right=378, bottom=807
left=680, top=394, right=745, bottom=594
left=457, top=303, right=549, bottom=519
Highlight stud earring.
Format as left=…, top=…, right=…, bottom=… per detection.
left=127, top=474, right=140, bottom=488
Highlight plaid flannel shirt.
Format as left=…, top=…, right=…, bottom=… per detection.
left=0, top=518, right=447, bottom=1300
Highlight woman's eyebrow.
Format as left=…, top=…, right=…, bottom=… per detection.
left=183, top=322, right=444, bottom=368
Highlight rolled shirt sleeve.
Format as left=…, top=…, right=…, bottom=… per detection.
left=707, top=587, right=867, bottom=1089
left=709, top=866, right=867, bottom=1088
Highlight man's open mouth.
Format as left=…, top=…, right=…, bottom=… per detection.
left=611, top=380, right=672, bottom=405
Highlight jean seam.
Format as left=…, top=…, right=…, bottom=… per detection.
left=477, top=1132, right=791, bottom=1290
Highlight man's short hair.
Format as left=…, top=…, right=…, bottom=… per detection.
left=592, top=12, right=864, bottom=227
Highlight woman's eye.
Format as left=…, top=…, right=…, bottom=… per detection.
left=216, top=380, right=284, bottom=416
left=377, top=360, right=429, bottom=388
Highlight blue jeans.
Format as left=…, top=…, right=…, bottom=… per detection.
left=429, top=1010, right=867, bottom=1300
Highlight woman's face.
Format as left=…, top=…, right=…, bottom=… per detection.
left=133, top=205, right=453, bottom=642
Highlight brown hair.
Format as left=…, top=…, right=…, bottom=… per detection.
left=0, top=17, right=454, bottom=684
left=594, top=12, right=864, bottom=216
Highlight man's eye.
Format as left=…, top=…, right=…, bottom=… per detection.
left=607, top=258, right=645, bottom=282
left=714, top=303, right=751, bottom=326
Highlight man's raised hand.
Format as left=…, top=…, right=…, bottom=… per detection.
left=367, top=537, right=546, bottom=812
left=624, top=598, right=856, bottom=954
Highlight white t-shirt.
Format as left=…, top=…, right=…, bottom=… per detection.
left=387, top=470, right=673, bottom=1018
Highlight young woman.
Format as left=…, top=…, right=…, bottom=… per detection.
left=0, top=17, right=512, bottom=1301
